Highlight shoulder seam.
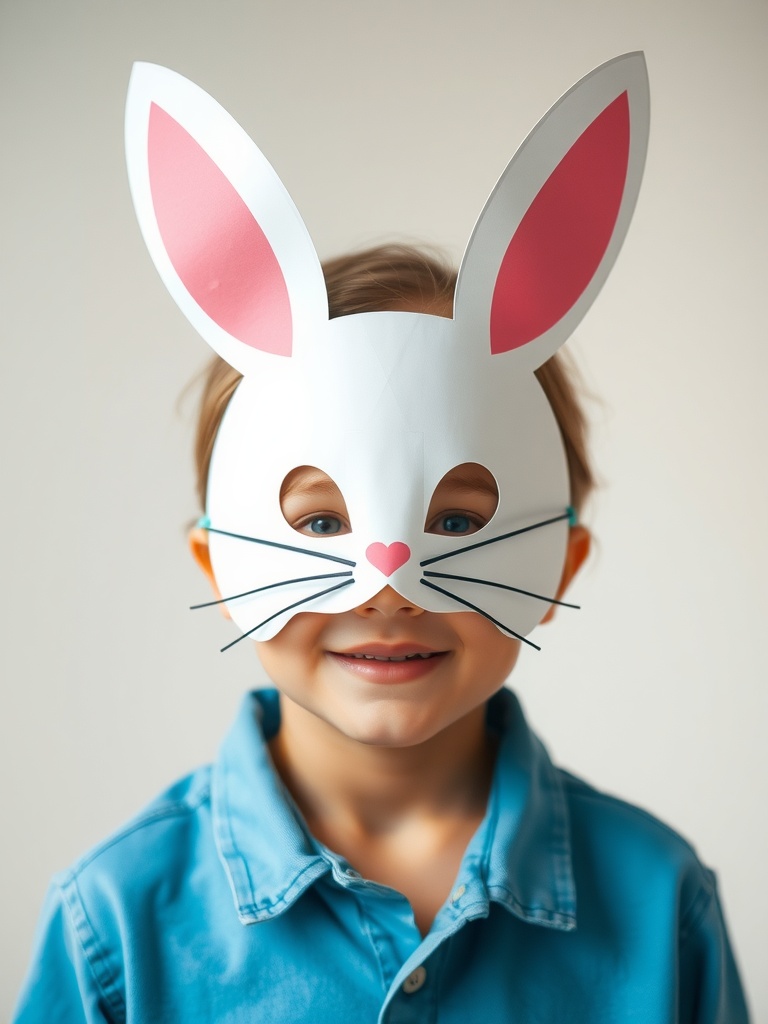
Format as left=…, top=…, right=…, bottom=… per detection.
left=559, top=770, right=700, bottom=856
left=59, top=780, right=212, bottom=882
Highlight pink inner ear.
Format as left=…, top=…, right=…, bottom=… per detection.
left=148, top=104, right=292, bottom=356
left=490, top=92, right=630, bottom=354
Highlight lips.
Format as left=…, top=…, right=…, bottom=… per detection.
left=345, top=651, right=439, bottom=663
left=328, top=643, right=448, bottom=683
left=332, top=643, right=444, bottom=660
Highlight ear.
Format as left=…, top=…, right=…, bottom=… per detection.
left=188, top=527, right=230, bottom=620
left=540, top=525, right=591, bottom=624
left=455, top=52, right=649, bottom=371
left=125, top=63, right=328, bottom=375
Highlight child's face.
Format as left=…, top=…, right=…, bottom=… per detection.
left=254, top=461, right=517, bottom=747
left=191, top=463, right=588, bottom=749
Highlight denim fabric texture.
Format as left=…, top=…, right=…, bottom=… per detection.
left=15, top=688, right=749, bottom=1023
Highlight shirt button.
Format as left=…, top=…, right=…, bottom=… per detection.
left=402, top=966, right=427, bottom=994
left=450, top=884, right=466, bottom=903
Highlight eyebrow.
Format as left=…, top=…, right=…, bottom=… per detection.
left=281, top=471, right=343, bottom=501
left=438, top=471, right=499, bottom=497
left=282, top=468, right=498, bottom=501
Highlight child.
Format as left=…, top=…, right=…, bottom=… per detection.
left=15, top=57, right=749, bottom=1021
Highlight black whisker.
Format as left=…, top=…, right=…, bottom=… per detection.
left=423, top=571, right=579, bottom=609
left=420, top=510, right=571, bottom=568
left=204, top=525, right=356, bottom=567
left=190, top=571, right=353, bottom=610
left=420, top=579, right=540, bottom=651
left=220, top=579, right=355, bottom=652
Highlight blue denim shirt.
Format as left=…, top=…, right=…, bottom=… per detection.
left=15, top=688, right=748, bottom=1022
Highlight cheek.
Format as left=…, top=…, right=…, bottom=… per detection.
left=486, top=638, right=521, bottom=683
left=255, top=613, right=329, bottom=681
left=459, top=615, right=522, bottom=679
left=255, top=640, right=287, bottom=684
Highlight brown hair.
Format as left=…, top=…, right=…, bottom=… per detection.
left=192, top=244, right=595, bottom=517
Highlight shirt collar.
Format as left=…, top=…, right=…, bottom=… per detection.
left=212, top=689, right=329, bottom=924
left=212, top=688, right=576, bottom=931
left=479, top=688, right=576, bottom=931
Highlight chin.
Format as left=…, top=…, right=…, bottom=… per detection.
left=320, top=699, right=460, bottom=750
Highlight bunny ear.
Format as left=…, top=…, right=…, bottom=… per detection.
left=125, top=63, right=328, bottom=374
left=455, top=52, right=649, bottom=370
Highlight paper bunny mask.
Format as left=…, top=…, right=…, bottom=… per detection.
left=125, top=54, right=649, bottom=647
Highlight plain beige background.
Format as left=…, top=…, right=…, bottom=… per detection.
left=2, top=0, right=766, bottom=1017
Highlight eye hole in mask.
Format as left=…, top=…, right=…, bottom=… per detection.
left=424, top=463, right=499, bottom=537
left=280, top=465, right=352, bottom=537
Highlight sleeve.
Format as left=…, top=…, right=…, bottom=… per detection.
left=12, top=882, right=120, bottom=1024
left=677, top=869, right=750, bottom=1024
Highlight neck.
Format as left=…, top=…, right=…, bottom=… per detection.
left=268, top=697, right=495, bottom=839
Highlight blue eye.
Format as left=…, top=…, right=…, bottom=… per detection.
left=308, top=516, right=342, bottom=535
left=441, top=514, right=472, bottom=534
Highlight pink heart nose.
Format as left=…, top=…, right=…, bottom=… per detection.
left=366, top=542, right=411, bottom=577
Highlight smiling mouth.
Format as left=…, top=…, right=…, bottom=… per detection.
left=344, top=652, right=442, bottom=663
left=329, top=647, right=448, bottom=682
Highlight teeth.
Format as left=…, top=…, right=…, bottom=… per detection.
left=348, top=652, right=436, bottom=662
